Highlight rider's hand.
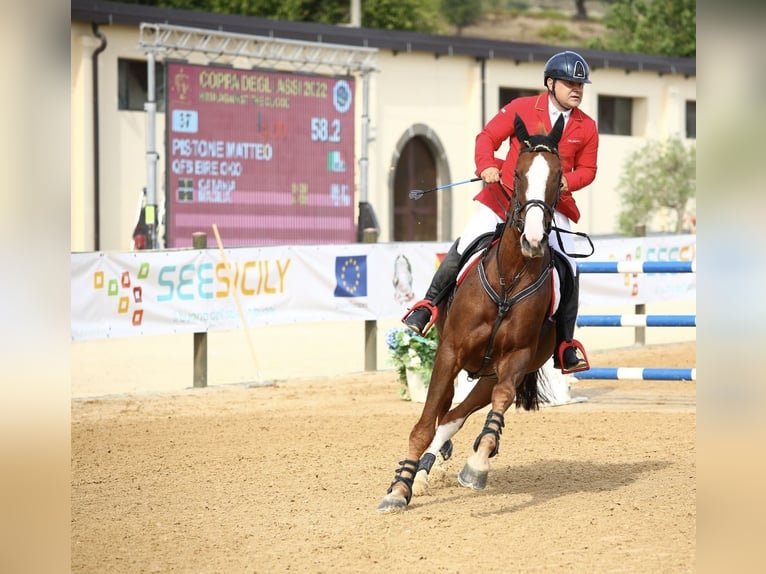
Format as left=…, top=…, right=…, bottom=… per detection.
left=481, top=167, right=501, bottom=183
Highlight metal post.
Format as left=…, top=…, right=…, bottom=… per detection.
left=350, top=0, right=361, bottom=27
left=359, top=70, right=378, bottom=371
left=145, top=52, right=159, bottom=248
left=363, top=228, right=377, bottom=371
left=192, top=232, right=208, bottom=387
left=360, top=71, right=370, bottom=204
left=634, top=223, right=646, bottom=345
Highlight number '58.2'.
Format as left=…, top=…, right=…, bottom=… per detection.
left=310, top=117, right=341, bottom=143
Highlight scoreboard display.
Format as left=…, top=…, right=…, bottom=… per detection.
left=165, top=62, right=356, bottom=247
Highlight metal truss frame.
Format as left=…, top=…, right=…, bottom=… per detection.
left=138, top=23, right=378, bottom=74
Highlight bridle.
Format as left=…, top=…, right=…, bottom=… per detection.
left=505, top=141, right=562, bottom=235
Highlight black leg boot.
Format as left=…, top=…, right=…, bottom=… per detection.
left=403, top=241, right=462, bottom=336
left=553, top=272, right=590, bottom=373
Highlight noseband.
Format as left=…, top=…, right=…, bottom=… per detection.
left=505, top=142, right=561, bottom=234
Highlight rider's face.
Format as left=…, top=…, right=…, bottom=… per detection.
left=549, top=78, right=585, bottom=110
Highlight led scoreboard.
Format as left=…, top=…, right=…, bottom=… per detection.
left=165, top=63, right=356, bottom=247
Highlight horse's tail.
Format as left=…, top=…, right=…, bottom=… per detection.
left=515, top=369, right=548, bottom=411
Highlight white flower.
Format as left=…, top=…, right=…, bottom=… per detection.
left=408, top=352, right=421, bottom=368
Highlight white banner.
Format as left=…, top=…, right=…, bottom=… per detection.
left=71, top=235, right=695, bottom=341
left=574, top=233, right=696, bottom=305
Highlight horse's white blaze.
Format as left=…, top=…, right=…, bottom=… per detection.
left=522, top=155, right=550, bottom=244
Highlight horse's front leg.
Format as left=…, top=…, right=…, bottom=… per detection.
left=412, top=376, right=494, bottom=496
left=377, top=407, right=446, bottom=513
left=457, top=359, right=527, bottom=491
left=377, top=358, right=458, bottom=513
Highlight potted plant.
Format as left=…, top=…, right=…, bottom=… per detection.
left=385, top=327, right=439, bottom=401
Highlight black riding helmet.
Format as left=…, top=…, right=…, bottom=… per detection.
left=543, top=51, right=592, bottom=85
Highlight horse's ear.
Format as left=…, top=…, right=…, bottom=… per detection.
left=549, top=114, right=565, bottom=146
left=514, top=113, right=529, bottom=143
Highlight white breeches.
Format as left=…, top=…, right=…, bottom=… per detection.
left=456, top=203, right=577, bottom=276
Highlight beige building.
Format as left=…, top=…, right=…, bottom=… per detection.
left=71, top=0, right=696, bottom=252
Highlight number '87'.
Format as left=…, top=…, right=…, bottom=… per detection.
left=310, top=117, right=341, bottom=143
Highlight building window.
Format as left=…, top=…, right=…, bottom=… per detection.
left=118, top=58, right=165, bottom=112
left=685, top=100, right=696, bottom=139
left=498, top=87, right=539, bottom=107
left=598, top=95, right=633, bottom=135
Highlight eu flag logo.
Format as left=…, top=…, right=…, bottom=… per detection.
left=334, top=256, right=368, bottom=297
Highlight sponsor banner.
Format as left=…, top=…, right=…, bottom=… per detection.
left=71, top=242, right=451, bottom=341
left=575, top=233, right=696, bottom=305
left=72, top=235, right=695, bottom=341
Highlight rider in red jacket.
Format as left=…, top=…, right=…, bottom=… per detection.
left=404, top=50, right=599, bottom=373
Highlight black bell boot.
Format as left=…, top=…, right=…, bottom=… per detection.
left=402, top=241, right=462, bottom=336
left=553, top=272, right=590, bottom=373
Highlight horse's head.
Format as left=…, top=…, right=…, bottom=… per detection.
left=510, top=113, right=563, bottom=258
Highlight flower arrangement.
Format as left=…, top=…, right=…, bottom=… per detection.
left=385, top=327, right=439, bottom=400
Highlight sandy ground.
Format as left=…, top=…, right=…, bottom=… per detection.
left=72, top=341, right=695, bottom=573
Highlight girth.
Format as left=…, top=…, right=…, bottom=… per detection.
left=466, top=252, right=552, bottom=379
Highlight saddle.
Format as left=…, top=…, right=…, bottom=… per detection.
left=453, top=229, right=574, bottom=321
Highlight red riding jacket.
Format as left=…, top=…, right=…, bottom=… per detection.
left=474, top=93, right=599, bottom=224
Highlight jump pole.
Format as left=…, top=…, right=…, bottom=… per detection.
left=212, top=224, right=268, bottom=387
left=573, top=368, right=696, bottom=381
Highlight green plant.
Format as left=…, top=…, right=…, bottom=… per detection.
left=586, top=0, right=695, bottom=57
left=385, top=327, right=438, bottom=399
left=441, top=0, right=484, bottom=35
left=616, top=136, right=696, bottom=235
left=539, top=23, right=571, bottom=42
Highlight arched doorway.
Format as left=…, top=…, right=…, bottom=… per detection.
left=390, top=125, right=452, bottom=242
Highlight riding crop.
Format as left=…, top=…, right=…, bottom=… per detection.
left=408, top=177, right=481, bottom=200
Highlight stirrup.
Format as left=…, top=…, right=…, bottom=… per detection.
left=401, top=300, right=438, bottom=336
left=556, top=340, right=590, bottom=374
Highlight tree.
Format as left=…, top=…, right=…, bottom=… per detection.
left=573, top=0, right=588, bottom=20
left=362, top=0, right=442, bottom=32
left=574, top=0, right=624, bottom=21
left=587, top=0, right=695, bottom=57
left=441, top=0, right=484, bottom=35
left=113, top=0, right=443, bottom=32
left=616, top=137, right=696, bottom=235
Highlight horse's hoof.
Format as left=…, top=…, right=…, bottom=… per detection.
left=412, top=469, right=430, bottom=497
left=376, top=493, right=408, bottom=513
left=457, top=464, right=488, bottom=491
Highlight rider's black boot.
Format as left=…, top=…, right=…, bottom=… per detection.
left=553, top=272, right=589, bottom=373
left=403, top=241, right=462, bottom=336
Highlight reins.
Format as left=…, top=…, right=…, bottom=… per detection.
left=465, top=141, right=562, bottom=379
left=467, top=213, right=553, bottom=378
left=549, top=225, right=595, bottom=259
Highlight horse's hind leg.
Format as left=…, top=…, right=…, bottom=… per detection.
left=457, top=363, right=535, bottom=491
left=457, top=409, right=505, bottom=490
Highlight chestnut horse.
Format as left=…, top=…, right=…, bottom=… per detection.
left=377, top=113, right=566, bottom=513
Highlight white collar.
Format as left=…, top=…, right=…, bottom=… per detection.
left=548, top=96, right=571, bottom=127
